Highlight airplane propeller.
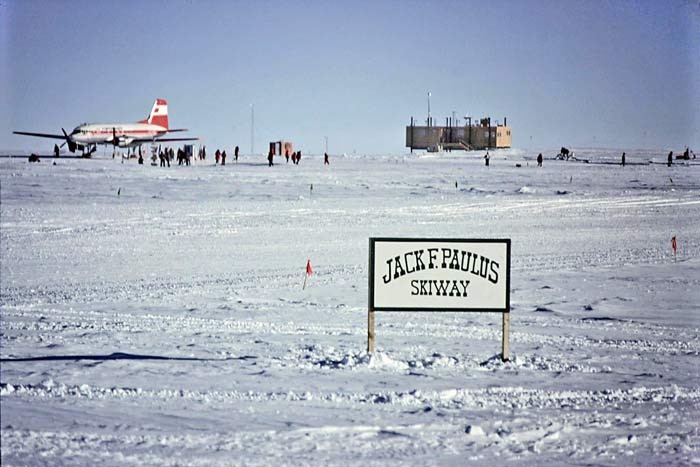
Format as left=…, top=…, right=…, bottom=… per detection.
left=112, top=127, right=118, bottom=146
left=61, top=128, right=77, bottom=153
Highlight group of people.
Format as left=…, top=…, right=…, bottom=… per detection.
left=482, top=150, right=543, bottom=167
left=666, top=147, right=696, bottom=166
left=151, top=147, right=192, bottom=166
left=214, top=146, right=240, bottom=165
left=207, top=145, right=319, bottom=167
left=534, top=147, right=694, bottom=168
left=52, top=141, right=338, bottom=168
left=288, top=150, right=302, bottom=165
left=208, top=146, right=331, bottom=167
left=270, top=150, right=305, bottom=166
left=627, top=148, right=694, bottom=167
left=158, top=148, right=174, bottom=167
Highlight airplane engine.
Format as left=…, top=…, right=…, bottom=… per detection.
left=61, top=128, right=78, bottom=153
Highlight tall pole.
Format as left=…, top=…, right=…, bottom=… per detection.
left=324, top=136, right=328, bottom=154
left=427, top=91, right=431, bottom=127
left=467, top=116, right=472, bottom=147
left=250, top=104, right=254, bottom=156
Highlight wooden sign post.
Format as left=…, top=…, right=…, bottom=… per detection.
left=368, top=238, right=511, bottom=361
left=367, top=308, right=375, bottom=353
left=502, top=311, right=510, bottom=361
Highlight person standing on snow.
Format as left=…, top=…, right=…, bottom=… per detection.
left=537, top=153, right=543, bottom=167
left=621, top=152, right=626, bottom=167
left=667, top=151, right=673, bottom=167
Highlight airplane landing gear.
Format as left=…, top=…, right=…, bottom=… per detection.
left=81, top=144, right=97, bottom=158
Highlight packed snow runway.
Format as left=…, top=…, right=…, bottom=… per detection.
left=1, top=150, right=699, bottom=465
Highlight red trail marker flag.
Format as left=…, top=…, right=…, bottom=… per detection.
left=303, top=259, right=313, bottom=289
left=672, top=236, right=677, bottom=261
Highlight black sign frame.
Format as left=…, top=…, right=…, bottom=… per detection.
left=369, top=237, right=511, bottom=313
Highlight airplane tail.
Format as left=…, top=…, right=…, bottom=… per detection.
left=139, top=99, right=169, bottom=129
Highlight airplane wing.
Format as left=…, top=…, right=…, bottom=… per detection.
left=13, top=131, right=66, bottom=140
left=166, top=129, right=189, bottom=133
left=153, top=137, right=199, bottom=142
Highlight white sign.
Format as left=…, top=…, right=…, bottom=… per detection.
left=369, top=238, right=510, bottom=312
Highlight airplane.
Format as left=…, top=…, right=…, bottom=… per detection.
left=13, top=99, right=198, bottom=156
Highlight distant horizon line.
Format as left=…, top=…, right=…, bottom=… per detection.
left=0, top=145, right=691, bottom=158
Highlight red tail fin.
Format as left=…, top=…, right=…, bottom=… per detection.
left=139, top=99, right=169, bottom=129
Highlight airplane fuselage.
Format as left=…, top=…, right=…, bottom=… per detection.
left=70, top=123, right=167, bottom=148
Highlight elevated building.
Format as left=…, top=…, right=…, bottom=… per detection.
left=406, top=117, right=511, bottom=152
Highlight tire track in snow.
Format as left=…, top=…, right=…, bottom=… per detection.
left=3, top=300, right=698, bottom=357
left=3, top=307, right=697, bottom=356
left=3, top=381, right=698, bottom=411
left=0, top=264, right=365, bottom=306
left=2, top=421, right=696, bottom=467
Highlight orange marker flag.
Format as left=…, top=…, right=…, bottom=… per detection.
left=303, top=259, right=313, bottom=289
left=672, top=236, right=677, bottom=261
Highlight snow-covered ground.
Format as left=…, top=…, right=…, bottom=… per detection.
left=1, top=149, right=698, bottom=465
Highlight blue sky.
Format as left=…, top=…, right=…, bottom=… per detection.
left=2, top=0, right=698, bottom=154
